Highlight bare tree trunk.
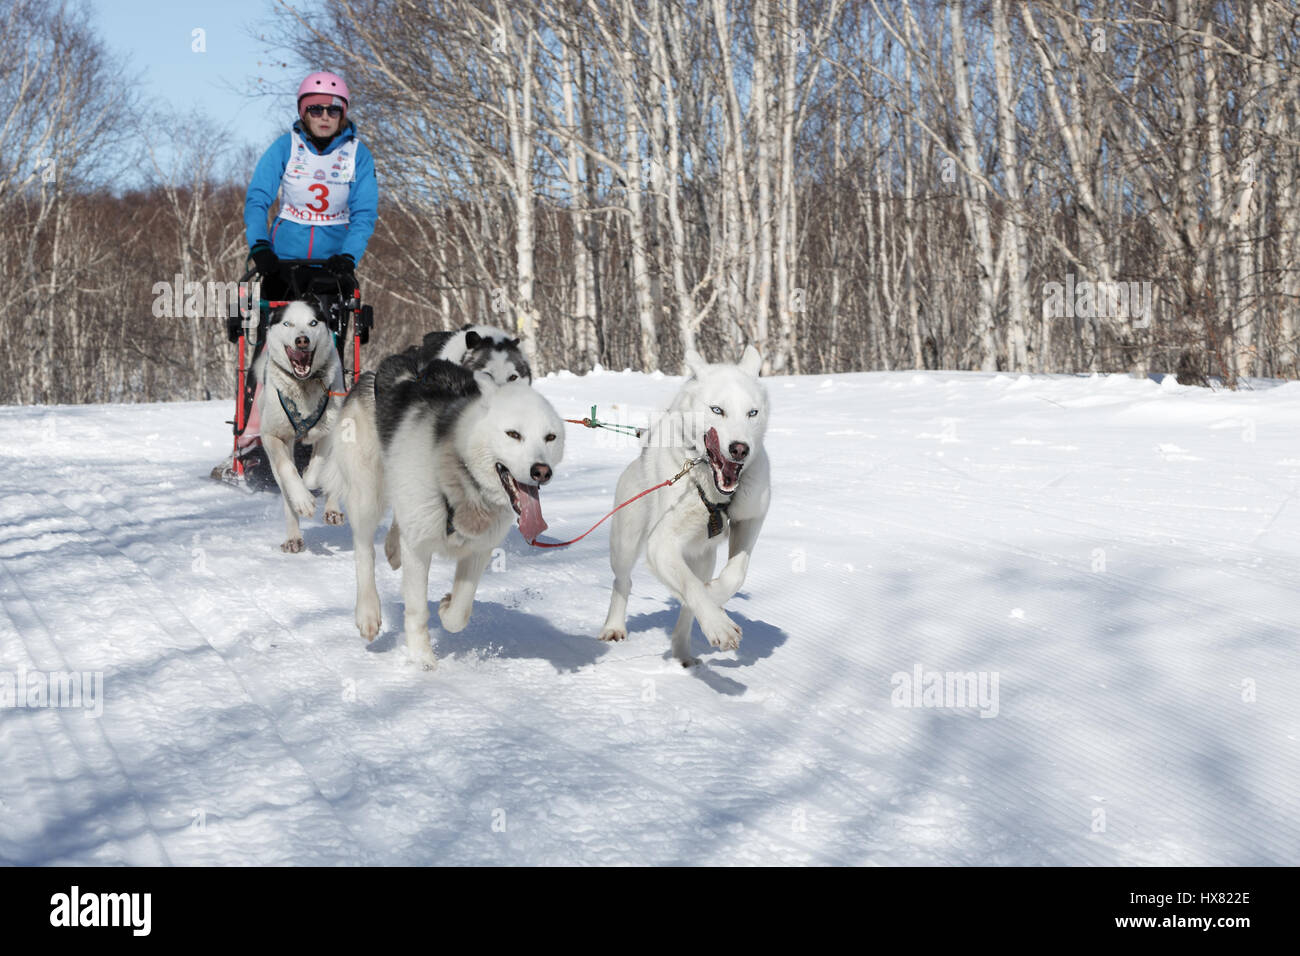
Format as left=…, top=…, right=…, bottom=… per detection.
left=772, top=0, right=797, bottom=374
left=559, top=25, right=598, bottom=369
left=902, top=3, right=923, bottom=369
left=647, top=0, right=697, bottom=362
left=496, top=3, right=541, bottom=367
left=712, top=0, right=756, bottom=350
left=1272, top=23, right=1300, bottom=375
left=1234, top=1, right=1266, bottom=379
left=992, top=0, right=1028, bottom=371
left=751, top=0, right=774, bottom=365
left=615, top=0, right=658, bottom=369
left=948, top=0, right=998, bottom=370
left=828, top=79, right=845, bottom=372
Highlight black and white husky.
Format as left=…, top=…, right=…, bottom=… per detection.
left=412, top=324, right=531, bottom=385
left=252, top=300, right=345, bottom=552
left=598, top=347, right=771, bottom=665
left=309, top=349, right=564, bottom=669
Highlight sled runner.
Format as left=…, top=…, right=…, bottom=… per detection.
left=212, top=259, right=374, bottom=490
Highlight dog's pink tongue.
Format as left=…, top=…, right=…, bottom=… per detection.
left=705, top=427, right=743, bottom=484
left=516, top=482, right=547, bottom=542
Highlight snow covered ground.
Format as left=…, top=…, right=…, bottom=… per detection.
left=2, top=368, right=1298, bottom=865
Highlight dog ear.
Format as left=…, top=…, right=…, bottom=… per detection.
left=684, top=349, right=708, bottom=378
left=472, top=368, right=499, bottom=395
left=464, top=330, right=482, bottom=350
left=504, top=337, right=520, bottom=350
left=738, top=345, right=762, bottom=377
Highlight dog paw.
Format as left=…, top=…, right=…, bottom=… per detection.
left=324, top=509, right=344, bottom=525
left=438, top=592, right=471, bottom=633
left=454, top=500, right=496, bottom=537
left=286, top=487, right=316, bottom=518
left=699, top=609, right=742, bottom=651
left=679, top=656, right=702, bottom=668
left=705, top=569, right=746, bottom=605
left=356, top=604, right=381, bottom=641
left=281, top=537, right=306, bottom=553
left=598, top=627, right=627, bottom=643
left=408, top=645, right=438, bottom=671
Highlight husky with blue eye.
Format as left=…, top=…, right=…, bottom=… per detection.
left=252, top=300, right=345, bottom=552
left=597, top=347, right=771, bottom=666
left=308, top=348, right=564, bottom=670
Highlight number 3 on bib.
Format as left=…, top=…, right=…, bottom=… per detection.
left=306, top=183, right=330, bottom=212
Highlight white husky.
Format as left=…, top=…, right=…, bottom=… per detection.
left=311, top=352, right=565, bottom=669
left=252, top=300, right=345, bottom=552
left=599, top=346, right=771, bottom=665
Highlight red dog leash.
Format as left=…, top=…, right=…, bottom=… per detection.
left=527, top=457, right=704, bottom=548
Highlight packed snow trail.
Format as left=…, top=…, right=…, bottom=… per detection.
left=1, top=370, right=1298, bottom=864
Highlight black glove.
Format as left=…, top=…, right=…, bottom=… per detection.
left=326, top=253, right=355, bottom=277
left=326, top=253, right=356, bottom=294
left=250, top=242, right=279, bottom=278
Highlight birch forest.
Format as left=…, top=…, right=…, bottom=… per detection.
left=4, top=0, right=1300, bottom=403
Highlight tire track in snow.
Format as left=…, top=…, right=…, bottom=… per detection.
left=46, top=472, right=847, bottom=863
left=5, top=485, right=365, bottom=865
left=60, top=483, right=503, bottom=861
left=544, top=552, right=1066, bottom=864
left=0, top=560, right=170, bottom=864
left=541, top=469, right=1121, bottom=863
left=722, top=470, right=1300, bottom=862
left=895, top=455, right=1300, bottom=590
left=780, top=495, right=1300, bottom=862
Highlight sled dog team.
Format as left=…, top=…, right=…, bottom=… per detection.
left=257, top=301, right=770, bottom=669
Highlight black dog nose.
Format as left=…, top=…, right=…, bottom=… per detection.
left=530, top=463, right=552, bottom=484
left=294, top=334, right=310, bottom=349
left=729, top=441, right=749, bottom=461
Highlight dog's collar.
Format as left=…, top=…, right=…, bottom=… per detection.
left=277, top=388, right=328, bottom=441
left=694, top=480, right=730, bottom=538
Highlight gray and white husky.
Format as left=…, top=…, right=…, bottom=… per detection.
left=310, top=350, right=564, bottom=669
left=253, top=300, right=345, bottom=552
left=598, top=347, right=771, bottom=665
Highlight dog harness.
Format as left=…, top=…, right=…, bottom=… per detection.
left=695, top=482, right=730, bottom=538
left=277, top=389, right=328, bottom=441
left=442, top=494, right=457, bottom=537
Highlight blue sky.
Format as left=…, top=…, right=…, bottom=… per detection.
left=91, top=0, right=312, bottom=178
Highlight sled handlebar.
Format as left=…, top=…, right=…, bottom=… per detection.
left=239, top=258, right=355, bottom=283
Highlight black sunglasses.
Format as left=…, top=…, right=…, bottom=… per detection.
left=304, top=104, right=344, bottom=118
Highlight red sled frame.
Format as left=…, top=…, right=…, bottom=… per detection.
left=227, top=259, right=374, bottom=483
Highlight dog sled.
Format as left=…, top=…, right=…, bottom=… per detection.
left=211, top=259, right=374, bottom=491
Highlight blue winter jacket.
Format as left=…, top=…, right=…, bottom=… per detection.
left=244, top=120, right=378, bottom=264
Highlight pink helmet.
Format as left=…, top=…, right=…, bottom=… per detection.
left=297, top=71, right=349, bottom=106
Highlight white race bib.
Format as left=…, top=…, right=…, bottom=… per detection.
left=277, top=134, right=355, bottom=226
